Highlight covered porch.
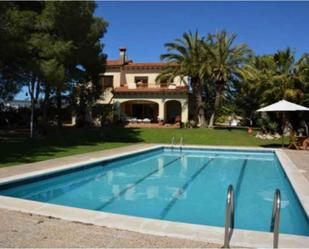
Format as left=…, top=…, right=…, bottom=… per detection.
left=113, top=94, right=189, bottom=125
left=119, top=100, right=159, bottom=123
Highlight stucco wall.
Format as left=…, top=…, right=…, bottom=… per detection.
left=98, top=68, right=188, bottom=105
left=98, top=67, right=189, bottom=122
left=103, top=68, right=121, bottom=87
left=97, top=88, right=113, bottom=104
left=101, top=68, right=186, bottom=87
left=123, top=69, right=185, bottom=87
left=98, top=69, right=120, bottom=104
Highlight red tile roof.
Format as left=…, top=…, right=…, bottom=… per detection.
left=106, top=60, right=122, bottom=66
left=106, top=60, right=177, bottom=68
left=114, top=86, right=188, bottom=94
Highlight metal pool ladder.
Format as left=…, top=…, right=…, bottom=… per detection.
left=222, top=186, right=281, bottom=248
left=271, top=189, right=281, bottom=248
left=171, top=136, right=175, bottom=151
left=223, top=184, right=234, bottom=248
left=179, top=136, right=184, bottom=152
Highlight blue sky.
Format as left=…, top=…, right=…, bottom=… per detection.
left=96, top=1, right=309, bottom=62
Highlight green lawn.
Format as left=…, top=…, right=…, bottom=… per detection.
left=0, top=127, right=282, bottom=167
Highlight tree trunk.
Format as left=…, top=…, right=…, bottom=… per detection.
left=30, top=99, right=34, bottom=138
left=192, top=78, right=207, bottom=128
left=208, top=113, right=215, bottom=128
left=196, top=93, right=207, bottom=128
left=77, top=85, right=86, bottom=127
left=42, top=85, right=50, bottom=132
left=56, top=86, right=62, bottom=129
left=42, top=91, right=49, bottom=123
left=28, top=77, right=38, bottom=138
left=208, top=81, right=223, bottom=128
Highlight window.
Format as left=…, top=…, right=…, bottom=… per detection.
left=100, top=76, right=113, bottom=89
left=134, top=76, right=148, bottom=87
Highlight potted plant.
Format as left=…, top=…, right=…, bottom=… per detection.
left=157, top=117, right=164, bottom=125
left=247, top=118, right=253, bottom=135
left=175, top=115, right=181, bottom=123
left=136, top=81, right=144, bottom=88
left=189, top=120, right=196, bottom=128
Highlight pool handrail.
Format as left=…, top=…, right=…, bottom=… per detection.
left=180, top=136, right=184, bottom=152
left=171, top=136, right=175, bottom=150
left=271, top=189, right=281, bottom=248
left=223, top=184, right=234, bottom=248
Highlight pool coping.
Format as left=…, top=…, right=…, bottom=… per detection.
left=0, top=144, right=309, bottom=248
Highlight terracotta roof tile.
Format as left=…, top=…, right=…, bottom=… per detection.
left=106, top=60, right=178, bottom=68
left=106, top=60, right=122, bottom=66
left=125, top=62, right=173, bottom=68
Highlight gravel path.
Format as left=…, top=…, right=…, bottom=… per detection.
left=0, top=208, right=219, bottom=248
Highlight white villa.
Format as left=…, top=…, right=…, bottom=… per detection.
left=98, top=48, right=189, bottom=124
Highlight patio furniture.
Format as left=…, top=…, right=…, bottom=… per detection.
left=143, top=118, right=151, bottom=123
left=302, top=137, right=309, bottom=150
left=287, top=132, right=306, bottom=150
left=130, top=117, right=137, bottom=123
left=168, top=83, right=176, bottom=89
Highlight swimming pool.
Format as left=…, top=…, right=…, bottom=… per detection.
left=0, top=147, right=309, bottom=237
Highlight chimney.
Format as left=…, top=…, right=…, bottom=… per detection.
left=119, top=47, right=126, bottom=65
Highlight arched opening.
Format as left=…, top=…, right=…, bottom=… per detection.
left=165, top=100, right=182, bottom=124
left=120, top=100, right=159, bottom=122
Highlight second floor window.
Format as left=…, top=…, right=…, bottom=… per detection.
left=134, top=76, right=148, bottom=87
left=100, top=76, right=114, bottom=89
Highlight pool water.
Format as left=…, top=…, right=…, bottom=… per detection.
left=1, top=147, right=309, bottom=236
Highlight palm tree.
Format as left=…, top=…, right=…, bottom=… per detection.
left=203, top=31, right=251, bottom=128
left=156, top=31, right=208, bottom=127
left=236, top=50, right=309, bottom=131
left=261, top=48, right=303, bottom=104
left=295, top=53, right=309, bottom=106
left=235, top=56, right=270, bottom=125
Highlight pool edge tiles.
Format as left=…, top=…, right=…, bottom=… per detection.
left=0, top=144, right=309, bottom=248
left=275, top=150, right=309, bottom=219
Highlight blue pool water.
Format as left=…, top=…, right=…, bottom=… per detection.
left=0, top=147, right=309, bottom=236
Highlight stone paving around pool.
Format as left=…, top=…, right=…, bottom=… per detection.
left=0, top=144, right=308, bottom=248
left=284, top=149, right=309, bottom=182
left=0, top=208, right=218, bottom=248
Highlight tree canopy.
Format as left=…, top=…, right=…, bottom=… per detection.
left=235, top=49, right=309, bottom=127
left=158, top=30, right=309, bottom=129
left=0, top=1, right=108, bottom=135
